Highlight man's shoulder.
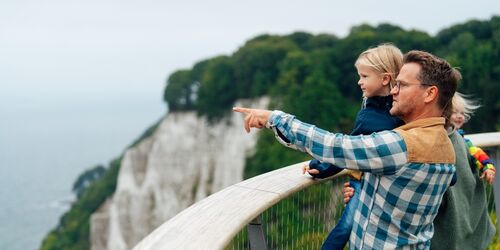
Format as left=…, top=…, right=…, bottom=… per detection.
left=394, top=120, right=454, bottom=164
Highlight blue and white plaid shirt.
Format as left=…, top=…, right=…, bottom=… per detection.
left=267, top=111, right=455, bottom=250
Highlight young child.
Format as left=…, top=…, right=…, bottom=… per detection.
left=304, top=44, right=404, bottom=250
left=451, top=92, right=496, bottom=184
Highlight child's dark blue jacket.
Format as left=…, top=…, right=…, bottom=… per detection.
left=351, top=96, right=404, bottom=136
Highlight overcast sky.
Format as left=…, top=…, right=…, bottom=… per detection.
left=1, top=0, right=498, bottom=101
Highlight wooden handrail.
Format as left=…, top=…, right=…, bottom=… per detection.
left=465, top=132, right=500, bottom=148
left=133, top=132, right=500, bottom=250
left=133, top=160, right=348, bottom=249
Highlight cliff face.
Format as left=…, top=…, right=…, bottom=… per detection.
left=90, top=98, right=268, bottom=250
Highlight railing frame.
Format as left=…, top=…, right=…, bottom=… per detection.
left=247, top=216, right=267, bottom=250
left=133, top=160, right=346, bottom=249
left=494, top=147, right=500, bottom=234
left=133, top=132, right=500, bottom=250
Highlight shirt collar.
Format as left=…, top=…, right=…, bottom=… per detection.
left=396, top=117, right=446, bottom=131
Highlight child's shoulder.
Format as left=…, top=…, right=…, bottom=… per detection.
left=352, top=109, right=402, bottom=135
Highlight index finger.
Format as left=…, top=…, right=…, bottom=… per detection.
left=232, top=107, right=252, bottom=114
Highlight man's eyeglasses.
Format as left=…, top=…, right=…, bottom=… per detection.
left=390, top=81, right=433, bottom=91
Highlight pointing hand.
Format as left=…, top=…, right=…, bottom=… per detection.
left=233, top=107, right=272, bottom=133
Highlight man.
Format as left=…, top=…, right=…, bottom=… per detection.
left=233, top=50, right=461, bottom=249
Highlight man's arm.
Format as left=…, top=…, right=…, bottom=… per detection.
left=267, top=110, right=407, bottom=174
left=234, top=107, right=408, bottom=174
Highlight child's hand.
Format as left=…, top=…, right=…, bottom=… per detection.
left=302, top=164, right=319, bottom=175
left=481, top=169, right=495, bottom=185
left=342, top=182, right=355, bottom=207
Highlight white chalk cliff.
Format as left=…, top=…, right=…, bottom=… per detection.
left=90, top=98, right=269, bottom=250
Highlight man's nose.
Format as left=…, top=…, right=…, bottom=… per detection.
left=390, top=86, right=398, bottom=95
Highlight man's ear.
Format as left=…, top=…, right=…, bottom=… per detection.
left=424, top=85, right=439, bottom=104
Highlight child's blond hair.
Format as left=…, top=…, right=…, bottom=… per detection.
left=355, top=43, right=403, bottom=88
left=452, top=92, right=481, bottom=122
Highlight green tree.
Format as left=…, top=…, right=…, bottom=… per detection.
left=232, top=36, right=299, bottom=98
left=196, top=56, right=237, bottom=121
left=164, top=69, right=197, bottom=111
left=72, top=165, right=106, bottom=198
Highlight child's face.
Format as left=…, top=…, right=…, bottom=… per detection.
left=451, top=108, right=466, bottom=129
left=356, top=65, right=389, bottom=97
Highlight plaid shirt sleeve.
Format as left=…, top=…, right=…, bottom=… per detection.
left=268, top=110, right=408, bottom=175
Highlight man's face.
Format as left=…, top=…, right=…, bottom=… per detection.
left=390, top=63, right=427, bottom=122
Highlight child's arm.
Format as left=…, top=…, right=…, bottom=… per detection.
left=465, top=138, right=496, bottom=184
left=306, top=159, right=343, bottom=179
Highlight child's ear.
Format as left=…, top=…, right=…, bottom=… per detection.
left=382, top=73, right=391, bottom=86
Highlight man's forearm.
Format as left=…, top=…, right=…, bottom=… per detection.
left=267, top=110, right=408, bottom=174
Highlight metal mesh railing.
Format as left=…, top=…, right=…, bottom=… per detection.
left=227, top=146, right=500, bottom=250
left=226, top=176, right=348, bottom=250
left=486, top=147, right=500, bottom=249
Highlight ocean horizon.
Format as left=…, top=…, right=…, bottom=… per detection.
left=0, top=87, right=165, bottom=250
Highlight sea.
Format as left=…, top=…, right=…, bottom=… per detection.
left=0, top=87, right=165, bottom=250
